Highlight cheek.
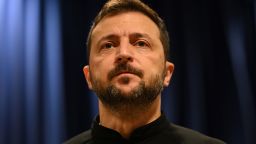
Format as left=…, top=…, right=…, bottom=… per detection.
left=142, top=54, right=165, bottom=80
left=89, top=56, right=114, bottom=82
left=149, top=52, right=165, bottom=69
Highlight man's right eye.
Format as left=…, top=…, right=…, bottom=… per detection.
left=102, top=42, right=114, bottom=49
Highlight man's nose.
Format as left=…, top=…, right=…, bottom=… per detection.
left=115, top=41, right=134, bottom=63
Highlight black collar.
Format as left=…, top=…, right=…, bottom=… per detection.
left=91, top=113, right=170, bottom=143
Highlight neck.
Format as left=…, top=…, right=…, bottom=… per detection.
left=98, top=96, right=161, bottom=139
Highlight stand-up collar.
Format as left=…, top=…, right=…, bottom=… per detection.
left=91, top=113, right=170, bottom=143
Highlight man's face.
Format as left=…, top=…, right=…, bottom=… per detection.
left=84, top=12, right=174, bottom=110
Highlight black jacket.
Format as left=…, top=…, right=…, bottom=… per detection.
left=64, top=114, right=226, bottom=144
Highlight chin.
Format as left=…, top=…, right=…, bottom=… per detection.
left=115, top=83, right=140, bottom=91
left=117, top=87, right=136, bottom=95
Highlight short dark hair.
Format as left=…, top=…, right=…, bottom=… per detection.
left=86, top=0, right=170, bottom=61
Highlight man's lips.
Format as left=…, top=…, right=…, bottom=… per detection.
left=115, top=71, right=137, bottom=77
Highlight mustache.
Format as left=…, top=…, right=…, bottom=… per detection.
left=107, top=63, right=143, bottom=81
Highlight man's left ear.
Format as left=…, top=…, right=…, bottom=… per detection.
left=163, top=61, right=174, bottom=87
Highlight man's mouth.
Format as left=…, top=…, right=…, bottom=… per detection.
left=107, top=64, right=143, bottom=81
left=116, top=71, right=135, bottom=76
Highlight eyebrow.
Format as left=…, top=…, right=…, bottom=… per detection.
left=98, top=32, right=152, bottom=42
left=99, top=34, right=119, bottom=42
left=129, top=33, right=152, bottom=40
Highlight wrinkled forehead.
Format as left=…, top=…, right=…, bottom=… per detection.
left=91, top=11, right=161, bottom=43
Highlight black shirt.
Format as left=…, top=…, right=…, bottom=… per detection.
left=64, top=114, right=225, bottom=144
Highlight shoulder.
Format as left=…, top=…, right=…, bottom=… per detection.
left=63, top=130, right=92, bottom=144
left=168, top=123, right=226, bottom=144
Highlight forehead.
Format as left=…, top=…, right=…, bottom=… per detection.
left=91, top=11, right=160, bottom=41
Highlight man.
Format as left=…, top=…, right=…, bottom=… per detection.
left=65, top=0, right=225, bottom=143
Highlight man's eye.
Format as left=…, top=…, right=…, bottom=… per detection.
left=134, top=40, right=149, bottom=47
left=102, top=42, right=114, bottom=49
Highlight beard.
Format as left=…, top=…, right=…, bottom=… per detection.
left=90, top=63, right=165, bottom=113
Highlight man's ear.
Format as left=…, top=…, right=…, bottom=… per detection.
left=163, top=61, right=174, bottom=87
left=83, top=65, right=93, bottom=90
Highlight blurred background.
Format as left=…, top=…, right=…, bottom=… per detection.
left=0, top=0, right=255, bottom=143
